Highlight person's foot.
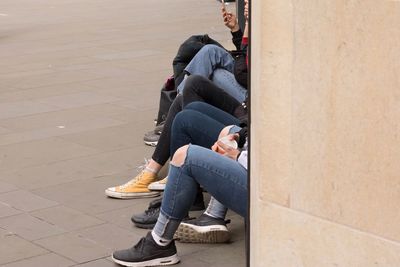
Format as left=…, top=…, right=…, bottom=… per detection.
left=105, top=171, right=161, bottom=199
left=174, top=213, right=230, bottom=243
left=131, top=198, right=162, bottom=229
left=143, top=131, right=160, bottom=147
left=143, top=122, right=164, bottom=147
left=112, top=232, right=180, bottom=267
left=148, top=177, right=168, bottom=191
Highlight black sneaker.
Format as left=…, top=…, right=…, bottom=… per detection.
left=174, top=213, right=230, bottom=243
left=112, top=232, right=180, bottom=267
left=131, top=198, right=162, bottom=229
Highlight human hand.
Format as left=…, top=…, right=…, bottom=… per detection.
left=244, top=0, right=249, bottom=21
left=222, top=6, right=240, bottom=32
left=211, top=134, right=240, bottom=160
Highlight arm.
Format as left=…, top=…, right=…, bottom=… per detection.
left=221, top=6, right=243, bottom=50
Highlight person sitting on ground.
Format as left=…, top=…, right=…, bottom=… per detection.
left=132, top=101, right=244, bottom=232
left=105, top=3, right=249, bottom=199
left=111, top=124, right=248, bottom=266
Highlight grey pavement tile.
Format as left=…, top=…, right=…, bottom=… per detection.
left=31, top=206, right=104, bottom=232
left=105, top=108, right=157, bottom=124
left=0, top=158, right=99, bottom=191
left=93, top=50, right=162, bottom=60
left=9, top=70, right=104, bottom=90
left=59, top=121, right=154, bottom=152
left=0, top=103, right=131, bottom=132
left=36, top=92, right=121, bottom=109
left=0, top=202, right=22, bottom=219
left=0, top=126, right=11, bottom=135
left=34, top=233, right=110, bottom=264
left=31, top=172, right=157, bottom=215
left=76, top=223, right=141, bottom=252
left=0, top=231, right=48, bottom=265
left=0, top=100, right=60, bottom=120
left=94, top=203, right=150, bottom=231
left=0, top=253, right=75, bottom=267
left=73, top=258, right=115, bottom=267
left=0, top=190, right=57, bottom=212
left=177, top=255, right=209, bottom=267
left=0, top=138, right=99, bottom=172
left=0, top=214, right=65, bottom=241
left=71, top=146, right=154, bottom=177
left=189, top=239, right=246, bottom=266
left=0, top=118, right=125, bottom=147
left=0, top=181, right=18, bottom=193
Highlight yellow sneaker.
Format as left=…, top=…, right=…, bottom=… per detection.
left=105, top=171, right=161, bottom=199
left=148, top=176, right=168, bottom=191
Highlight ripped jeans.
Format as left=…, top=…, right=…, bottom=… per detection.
left=153, top=145, right=248, bottom=240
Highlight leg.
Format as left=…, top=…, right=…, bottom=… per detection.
left=177, top=44, right=235, bottom=93
left=211, top=68, right=247, bottom=102
left=154, top=145, right=248, bottom=241
left=170, top=106, right=239, bottom=157
left=182, top=75, right=241, bottom=114
left=151, top=94, right=183, bottom=166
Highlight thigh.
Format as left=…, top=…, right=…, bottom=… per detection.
left=185, top=102, right=240, bottom=126
left=211, top=69, right=247, bottom=102
left=170, top=109, right=229, bottom=156
left=183, top=145, right=248, bottom=218
left=182, top=75, right=241, bottom=115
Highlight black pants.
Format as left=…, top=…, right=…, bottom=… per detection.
left=151, top=75, right=241, bottom=165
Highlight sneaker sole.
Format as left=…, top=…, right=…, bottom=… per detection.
left=133, top=222, right=156, bottom=229
left=147, top=184, right=166, bottom=191
left=105, top=189, right=160, bottom=199
left=174, top=223, right=230, bottom=243
left=112, top=254, right=180, bottom=267
left=144, top=140, right=158, bottom=147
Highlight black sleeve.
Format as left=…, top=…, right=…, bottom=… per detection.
left=231, top=30, right=243, bottom=51
left=237, top=127, right=248, bottom=148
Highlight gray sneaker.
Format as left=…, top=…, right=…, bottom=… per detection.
left=143, top=131, right=160, bottom=146
left=143, top=122, right=164, bottom=146
left=174, top=214, right=230, bottom=243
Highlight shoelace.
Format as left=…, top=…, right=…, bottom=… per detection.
left=144, top=206, right=160, bottom=216
left=119, top=158, right=150, bottom=190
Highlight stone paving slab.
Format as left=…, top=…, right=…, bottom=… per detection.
left=0, top=0, right=245, bottom=266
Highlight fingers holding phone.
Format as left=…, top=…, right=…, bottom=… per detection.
left=211, top=134, right=240, bottom=160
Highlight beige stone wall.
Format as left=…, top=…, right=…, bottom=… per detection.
left=250, top=1, right=400, bottom=266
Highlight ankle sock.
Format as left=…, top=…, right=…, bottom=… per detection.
left=151, top=231, right=171, bottom=246
left=145, top=166, right=158, bottom=174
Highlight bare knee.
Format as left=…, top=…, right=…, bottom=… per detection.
left=171, top=145, right=189, bottom=167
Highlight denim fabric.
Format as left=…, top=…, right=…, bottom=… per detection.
left=151, top=77, right=242, bottom=166
left=170, top=102, right=240, bottom=156
left=155, top=145, right=248, bottom=239
left=177, top=44, right=235, bottom=93
left=211, top=68, right=247, bottom=102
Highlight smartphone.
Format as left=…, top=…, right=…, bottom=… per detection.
left=219, top=136, right=238, bottom=149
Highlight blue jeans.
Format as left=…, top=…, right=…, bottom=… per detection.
left=153, top=145, right=248, bottom=239
left=177, top=44, right=247, bottom=102
left=170, top=102, right=240, bottom=156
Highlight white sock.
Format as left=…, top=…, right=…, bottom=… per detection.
left=204, top=211, right=219, bottom=219
left=145, top=166, right=157, bottom=174
left=151, top=231, right=171, bottom=246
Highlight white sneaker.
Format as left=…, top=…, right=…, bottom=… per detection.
left=148, top=177, right=167, bottom=191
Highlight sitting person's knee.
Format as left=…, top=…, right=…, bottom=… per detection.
left=171, top=145, right=189, bottom=167
left=185, top=75, right=204, bottom=87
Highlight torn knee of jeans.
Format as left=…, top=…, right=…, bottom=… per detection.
left=170, top=145, right=189, bottom=167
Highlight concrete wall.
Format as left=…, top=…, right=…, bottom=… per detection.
left=250, top=1, right=400, bottom=266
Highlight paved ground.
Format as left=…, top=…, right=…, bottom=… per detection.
left=0, top=0, right=245, bottom=266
